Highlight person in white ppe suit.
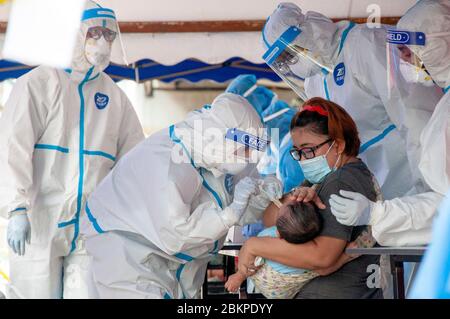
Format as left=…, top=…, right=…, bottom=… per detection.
left=81, top=92, right=282, bottom=299
left=329, top=0, right=450, bottom=246
left=262, top=2, right=443, bottom=201
left=0, top=1, right=144, bottom=299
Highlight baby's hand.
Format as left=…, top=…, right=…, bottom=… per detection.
left=224, top=273, right=246, bottom=293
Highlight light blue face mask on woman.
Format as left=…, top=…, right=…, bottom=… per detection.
left=299, top=141, right=341, bottom=184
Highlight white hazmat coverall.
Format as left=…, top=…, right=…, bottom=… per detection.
left=262, top=3, right=443, bottom=201
left=0, top=1, right=144, bottom=298
left=81, top=93, right=275, bottom=298
left=369, top=0, right=450, bottom=246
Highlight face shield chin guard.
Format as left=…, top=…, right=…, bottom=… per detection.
left=81, top=7, right=129, bottom=67
left=262, top=26, right=333, bottom=100
left=223, top=128, right=270, bottom=166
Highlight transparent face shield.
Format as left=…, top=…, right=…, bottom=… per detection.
left=110, top=21, right=128, bottom=66
left=387, top=29, right=435, bottom=89
left=263, top=26, right=333, bottom=100
left=385, top=29, right=444, bottom=133
left=388, top=31, right=434, bottom=87
left=223, top=128, right=270, bottom=165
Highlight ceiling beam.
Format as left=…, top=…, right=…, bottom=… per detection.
left=0, top=17, right=400, bottom=33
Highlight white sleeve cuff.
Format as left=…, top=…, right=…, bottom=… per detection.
left=369, top=200, right=386, bottom=226
left=220, top=206, right=239, bottom=228
left=7, top=207, right=28, bottom=219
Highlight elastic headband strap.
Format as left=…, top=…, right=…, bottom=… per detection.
left=82, top=8, right=116, bottom=21
left=301, top=105, right=328, bottom=117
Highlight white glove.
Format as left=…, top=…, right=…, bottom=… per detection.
left=329, top=190, right=374, bottom=226
left=253, top=176, right=283, bottom=208
left=228, top=177, right=259, bottom=223
left=259, top=176, right=283, bottom=201
left=7, top=213, right=31, bottom=256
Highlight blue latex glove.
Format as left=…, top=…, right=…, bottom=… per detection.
left=242, top=221, right=265, bottom=239
left=262, top=100, right=296, bottom=142
left=225, top=74, right=257, bottom=95
left=258, top=100, right=296, bottom=176
left=7, top=214, right=31, bottom=256
left=225, top=74, right=275, bottom=118
left=258, top=146, right=279, bottom=176
left=279, top=138, right=305, bottom=193
left=245, top=86, right=276, bottom=117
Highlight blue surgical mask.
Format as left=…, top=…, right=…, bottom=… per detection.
left=299, top=141, right=340, bottom=184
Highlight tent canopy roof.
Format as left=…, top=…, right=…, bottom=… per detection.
left=0, top=0, right=417, bottom=64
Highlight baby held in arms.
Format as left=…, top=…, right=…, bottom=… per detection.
left=225, top=201, right=322, bottom=299
left=225, top=198, right=377, bottom=299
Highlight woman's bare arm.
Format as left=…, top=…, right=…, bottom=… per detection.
left=262, top=195, right=295, bottom=227
left=314, top=242, right=361, bottom=275
left=243, top=235, right=347, bottom=270
left=262, top=202, right=280, bottom=227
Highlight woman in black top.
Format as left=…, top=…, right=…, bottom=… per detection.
left=239, top=97, right=382, bottom=299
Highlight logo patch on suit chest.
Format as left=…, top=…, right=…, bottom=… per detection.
left=95, top=92, right=109, bottom=110
left=333, top=62, right=346, bottom=86
left=224, top=174, right=234, bottom=195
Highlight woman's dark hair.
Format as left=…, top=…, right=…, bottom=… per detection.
left=276, top=202, right=322, bottom=244
left=290, top=97, right=361, bottom=157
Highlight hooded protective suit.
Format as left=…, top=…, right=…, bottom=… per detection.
left=328, top=0, right=450, bottom=246
left=369, top=0, right=450, bottom=246
left=0, top=1, right=144, bottom=298
left=262, top=2, right=443, bottom=200
left=81, top=93, right=273, bottom=298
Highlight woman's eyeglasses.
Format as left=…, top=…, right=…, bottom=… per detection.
left=290, top=138, right=332, bottom=161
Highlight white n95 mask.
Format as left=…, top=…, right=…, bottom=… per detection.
left=85, top=37, right=112, bottom=67
left=399, top=60, right=434, bottom=87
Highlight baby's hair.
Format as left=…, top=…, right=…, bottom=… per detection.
left=276, top=202, right=322, bottom=244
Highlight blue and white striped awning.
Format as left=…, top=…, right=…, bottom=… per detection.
left=0, top=57, right=281, bottom=83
